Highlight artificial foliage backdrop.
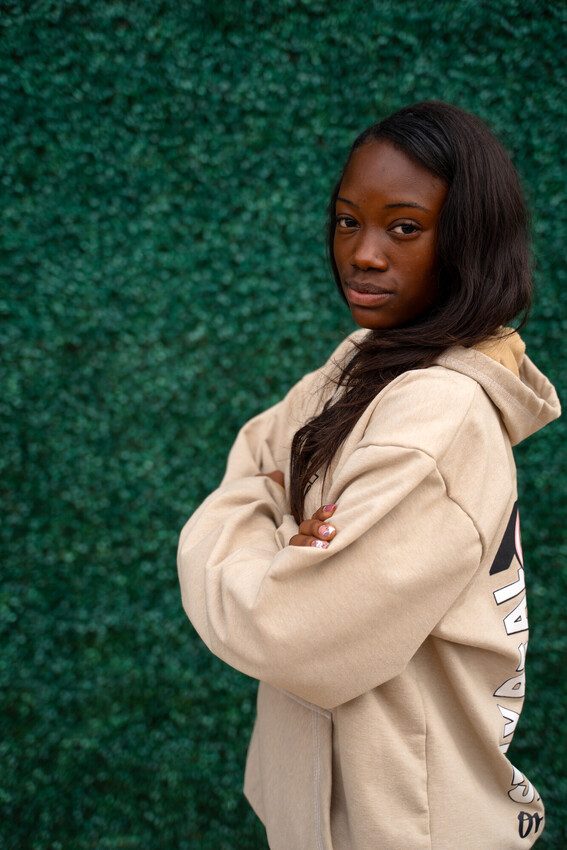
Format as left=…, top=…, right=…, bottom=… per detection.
left=2, top=1, right=565, bottom=848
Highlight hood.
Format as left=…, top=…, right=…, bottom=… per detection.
left=434, top=326, right=561, bottom=446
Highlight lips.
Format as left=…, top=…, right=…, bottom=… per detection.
left=344, top=280, right=394, bottom=308
left=346, top=279, right=393, bottom=295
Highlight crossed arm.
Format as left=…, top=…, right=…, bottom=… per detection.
left=177, top=368, right=486, bottom=709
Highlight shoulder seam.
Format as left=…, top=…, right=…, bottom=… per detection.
left=432, top=461, right=484, bottom=560
left=358, top=378, right=485, bottom=556
left=355, top=441, right=484, bottom=559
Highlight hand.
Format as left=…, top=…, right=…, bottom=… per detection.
left=255, top=470, right=285, bottom=488
left=288, top=503, right=338, bottom=548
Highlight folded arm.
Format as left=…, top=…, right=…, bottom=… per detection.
left=177, top=438, right=482, bottom=709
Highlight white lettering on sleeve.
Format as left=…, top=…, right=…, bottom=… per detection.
left=493, top=568, right=525, bottom=605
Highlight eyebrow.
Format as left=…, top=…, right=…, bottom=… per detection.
left=336, top=195, right=431, bottom=213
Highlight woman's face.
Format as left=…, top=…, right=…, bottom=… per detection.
left=333, top=140, right=448, bottom=330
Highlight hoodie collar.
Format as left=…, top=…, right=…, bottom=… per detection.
left=470, top=326, right=526, bottom=378
left=434, top=326, right=561, bottom=446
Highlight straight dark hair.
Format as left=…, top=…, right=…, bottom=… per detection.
left=289, top=99, right=532, bottom=524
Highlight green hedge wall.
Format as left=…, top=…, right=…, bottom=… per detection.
left=2, top=1, right=565, bottom=848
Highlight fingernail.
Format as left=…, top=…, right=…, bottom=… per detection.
left=323, top=504, right=337, bottom=512
left=318, top=524, right=335, bottom=538
left=311, top=539, right=329, bottom=549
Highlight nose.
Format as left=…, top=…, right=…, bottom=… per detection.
left=351, top=229, right=389, bottom=271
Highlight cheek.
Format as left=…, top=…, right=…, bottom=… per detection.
left=402, top=241, right=438, bottom=280
left=395, top=250, right=428, bottom=281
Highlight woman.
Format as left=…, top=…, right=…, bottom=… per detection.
left=176, top=100, right=561, bottom=849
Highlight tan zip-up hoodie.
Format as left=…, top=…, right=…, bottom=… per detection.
left=177, top=327, right=561, bottom=850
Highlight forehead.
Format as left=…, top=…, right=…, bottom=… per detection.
left=339, top=140, right=447, bottom=208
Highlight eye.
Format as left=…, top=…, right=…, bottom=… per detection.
left=335, top=214, right=357, bottom=229
left=391, top=222, right=420, bottom=236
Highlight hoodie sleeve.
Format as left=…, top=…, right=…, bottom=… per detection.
left=218, top=331, right=362, bottom=485
left=177, top=374, right=484, bottom=710
left=216, top=381, right=306, bottom=486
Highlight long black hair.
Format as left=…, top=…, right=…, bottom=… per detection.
left=289, top=99, right=532, bottom=524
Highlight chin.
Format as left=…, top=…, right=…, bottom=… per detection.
left=349, top=302, right=437, bottom=331
left=349, top=307, right=399, bottom=331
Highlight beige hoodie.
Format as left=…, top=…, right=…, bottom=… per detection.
left=177, top=327, right=561, bottom=850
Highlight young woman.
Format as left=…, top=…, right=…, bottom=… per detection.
left=177, top=100, right=561, bottom=849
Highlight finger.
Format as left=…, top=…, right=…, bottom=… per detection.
left=288, top=534, right=330, bottom=549
left=297, top=518, right=336, bottom=541
left=311, top=503, right=337, bottom=522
